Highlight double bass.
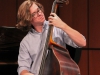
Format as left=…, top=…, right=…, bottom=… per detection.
left=38, top=0, right=81, bottom=75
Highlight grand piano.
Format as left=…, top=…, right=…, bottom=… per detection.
left=0, top=26, right=81, bottom=75
left=0, top=26, right=27, bottom=75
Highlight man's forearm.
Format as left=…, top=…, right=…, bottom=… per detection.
left=20, top=70, right=34, bottom=75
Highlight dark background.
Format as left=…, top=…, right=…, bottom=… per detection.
left=0, top=0, right=100, bottom=75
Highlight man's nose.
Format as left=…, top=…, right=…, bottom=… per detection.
left=38, top=12, right=42, bottom=15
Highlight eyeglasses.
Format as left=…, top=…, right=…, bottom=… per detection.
left=31, top=8, right=42, bottom=18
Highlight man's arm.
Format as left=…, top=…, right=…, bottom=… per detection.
left=48, top=13, right=86, bottom=47
left=20, top=70, right=34, bottom=75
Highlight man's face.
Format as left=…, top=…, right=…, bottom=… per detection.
left=30, top=3, right=45, bottom=26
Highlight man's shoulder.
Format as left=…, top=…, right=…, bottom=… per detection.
left=20, top=32, right=32, bottom=43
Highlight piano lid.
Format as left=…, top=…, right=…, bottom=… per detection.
left=0, top=26, right=28, bottom=48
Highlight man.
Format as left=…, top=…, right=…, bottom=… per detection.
left=16, top=0, right=86, bottom=75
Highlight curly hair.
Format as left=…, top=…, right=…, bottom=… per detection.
left=16, top=0, right=44, bottom=31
